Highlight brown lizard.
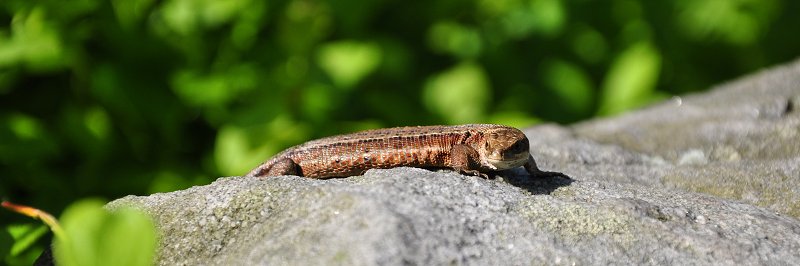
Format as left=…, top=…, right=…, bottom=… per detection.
left=245, top=124, right=566, bottom=179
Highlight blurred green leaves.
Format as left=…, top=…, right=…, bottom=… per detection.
left=1, top=0, right=798, bottom=263
left=599, top=42, right=663, bottom=115
left=2, top=199, right=156, bottom=266
left=424, top=62, right=491, bottom=123
left=479, top=0, right=566, bottom=40
left=158, top=0, right=256, bottom=35
left=110, top=0, right=156, bottom=29
left=54, top=199, right=157, bottom=266
left=0, top=8, right=65, bottom=71
left=1, top=113, right=58, bottom=163
left=2, top=224, right=48, bottom=266
left=428, top=21, right=482, bottom=59
left=171, top=64, right=259, bottom=108
left=82, top=108, right=112, bottom=141
left=317, top=41, right=382, bottom=89
left=8, top=113, right=45, bottom=140
left=215, top=116, right=310, bottom=176
left=676, top=0, right=778, bottom=45
left=570, top=26, right=608, bottom=64
left=543, top=59, right=594, bottom=115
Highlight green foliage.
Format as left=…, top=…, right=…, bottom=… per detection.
left=2, top=224, right=48, bottom=266
left=599, top=41, right=663, bottom=115
left=1, top=0, right=799, bottom=263
left=423, top=61, right=491, bottom=123
left=317, top=41, right=382, bottom=89
left=54, top=199, right=157, bottom=266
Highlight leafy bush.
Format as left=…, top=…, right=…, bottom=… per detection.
left=2, top=200, right=156, bottom=266
left=1, top=0, right=798, bottom=264
left=54, top=199, right=156, bottom=266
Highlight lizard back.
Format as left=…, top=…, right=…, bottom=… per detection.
left=248, top=124, right=510, bottom=178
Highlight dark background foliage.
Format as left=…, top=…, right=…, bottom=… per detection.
left=1, top=0, right=798, bottom=263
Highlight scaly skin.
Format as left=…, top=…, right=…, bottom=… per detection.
left=245, top=124, right=565, bottom=179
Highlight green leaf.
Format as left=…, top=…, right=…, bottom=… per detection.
left=488, top=111, right=541, bottom=128
left=423, top=61, right=491, bottom=123
left=317, top=41, right=382, bottom=89
left=598, top=42, right=661, bottom=115
left=170, top=65, right=259, bottom=108
left=214, top=116, right=310, bottom=176
left=83, top=107, right=111, bottom=140
left=215, top=125, right=268, bottom=176
left=110, top=0, right=157, bottom=29
left=6, top=224, right=48, bottom=257
left=148, top=171, right=195, bottom=194
left=8, top=114, right=44, bottom=140
left=300, top=83, right=341, bottom=121
left=53, top=199, right=157, bottom=266
left=427, top=21, right=482, bottom=58
left=571, top=26, right=608, bottom=64
left=676, top=0, right=778, bottom=45
left=159, top=0, right=255, bottom=34
left=2, top=224, right=46, bottom=266
left=542, top=59, right=594, bottom=115
left=482, top=0, right=566, bottom=39
left=0, top=7, right=66, bottom=71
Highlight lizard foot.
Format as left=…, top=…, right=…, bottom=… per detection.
left=458, top=169, right=490, bottom=179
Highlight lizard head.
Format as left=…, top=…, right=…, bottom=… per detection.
left=480, top=127, right=530, bottom=170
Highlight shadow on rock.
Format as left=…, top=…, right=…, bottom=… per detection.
left=500, top=168, right=574, bottom=195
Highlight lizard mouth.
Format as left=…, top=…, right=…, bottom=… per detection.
left=485, top=154, right=528, bottom=170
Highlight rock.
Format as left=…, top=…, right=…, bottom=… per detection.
left=103, top=59, right=800, bottom=265
left=570, top=59, right=800, bottom=217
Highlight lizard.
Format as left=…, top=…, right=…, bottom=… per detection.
left=244, top=124, right=566, bottom=179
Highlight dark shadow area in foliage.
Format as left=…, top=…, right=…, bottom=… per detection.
left=33, top=248, right=52, bottom=266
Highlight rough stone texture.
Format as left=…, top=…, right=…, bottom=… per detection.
left=568, top=59, right=800, bottom=217
left=105, top=59, right=800, bottom=265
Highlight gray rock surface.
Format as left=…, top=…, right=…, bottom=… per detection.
left=106, top=59, right=800, bottom=265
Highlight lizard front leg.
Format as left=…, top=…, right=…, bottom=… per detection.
left=524, top=154, right=567, bottom=178
left=450, top=144, right=490, bottom=178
